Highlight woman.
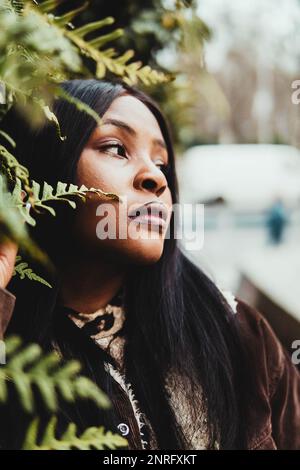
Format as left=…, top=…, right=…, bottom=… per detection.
left=0, top=79, right=299, bottom=450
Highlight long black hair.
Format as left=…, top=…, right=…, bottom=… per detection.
left=0, top=79, right=252, bottom=449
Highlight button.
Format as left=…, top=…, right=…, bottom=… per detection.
left=118, top=423, right=129, bottom=436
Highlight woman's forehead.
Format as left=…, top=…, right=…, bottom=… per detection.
left=101, top=94, right=165, bottom=141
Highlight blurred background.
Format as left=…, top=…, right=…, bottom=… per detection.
left=177, top=0, right=300, bottom=352
left=74, top=0, right=300, bottom=351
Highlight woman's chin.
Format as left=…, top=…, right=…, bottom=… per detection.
left=125, top=238, right=165, bottom=265
left=90, top=236, right=165, bottom=266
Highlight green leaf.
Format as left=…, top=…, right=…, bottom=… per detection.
left=52, top=1, right=89, bottom=28
left=74, top=17, right=115, bottom=38
left=89, top=29, right=124, bottom=50
left=0, top=144, right=30, bottom=187
left=28, top=179, right=121, bottom=221
left=6, top=0, right=24, bottom=15
left=1, top=335, right=112, bottom=414
left=23, top=416, right=128, bottom=450
left=40, top=101, right=66, bottom=141
left=0, top=175, right=47, bottom=263
left=13, top=255, right=53, bottom=288
left=37, top=0, right=66, bottom=14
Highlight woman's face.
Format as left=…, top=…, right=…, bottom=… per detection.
left=74, top=94, right=173, bottom=265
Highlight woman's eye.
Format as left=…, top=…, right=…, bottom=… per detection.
left=100, top=143, right=127, bottom=158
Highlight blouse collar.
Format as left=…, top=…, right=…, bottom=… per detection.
left=65, top=286, right=126, bottom=367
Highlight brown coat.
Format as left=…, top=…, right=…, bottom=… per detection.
left=0, top=287, right=299, bottom=449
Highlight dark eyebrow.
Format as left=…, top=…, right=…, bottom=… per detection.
left=101, top=118, right=167, bottom=150
left=102, top=118, right=136, bottom=136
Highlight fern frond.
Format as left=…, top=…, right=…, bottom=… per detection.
left=10, top=177, right=35, bottom=225
left=0, top=336, right=111, bottom=413
left=2, top=0, right=24, bottom=14
left=0, top=144, right=30, bottom=187
left=70, top=17, right=115, bottom=38
left=0, top=174, right=47, bottom=262
left=13, top=255, right=52, bottom=287
left=0, top=0, right=170, bottom=151
left=64, top=19, right=171, bottom=85
left=33, top=0, right=171, bottom=86
left=51, top=2, right=89, bottom=28
left=30, top=179, right=121, bottom=213
left=10, top=0, right=24, bottom=14
left=35, top=98, right=66, bottom=141
left=37, top=0, right=65, bottom=14
left=23, top=416, right=127, bottom=450
left=10, top=178, right=121, bottom=226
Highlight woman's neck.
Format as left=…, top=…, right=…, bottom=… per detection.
left=59, top=255, right=127, bottom=314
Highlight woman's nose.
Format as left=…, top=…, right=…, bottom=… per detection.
left=133, top=163, right=168, bottom=197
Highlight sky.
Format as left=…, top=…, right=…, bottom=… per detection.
left=198, top=0, right=300, bottom=74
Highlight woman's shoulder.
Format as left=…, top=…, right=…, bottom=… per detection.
left=234, top=296, right=287, bottom=378
left=222, top=292, right=300, bottom=449
left=220, top=289, right=283, bottom=358
left=218, top=287, right=287, bottom=391
left=227, top=293, right=291, bottom=389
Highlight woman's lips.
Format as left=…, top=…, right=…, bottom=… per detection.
left=128, top=213, right=166, bottom=229
left=127, top=201, right=169, bottom=230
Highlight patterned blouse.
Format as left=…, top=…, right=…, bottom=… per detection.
left=67, top=287, right=238, bottom=449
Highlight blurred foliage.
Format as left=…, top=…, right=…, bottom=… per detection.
left=73, top=0, right=200, bottom=61
left=72, top=0, right=213, bottom=149
left=23, top=416, right=127, bottom=450
left=0, top=335, right=127, bottom=449
left=0, top=174, right=47, bottom=263
left=0, top=335, right=111, bottom=413
left=0, top=0, right=172, bottom=260
left=0, top=0, right=215, bottom=449
left=13, top=255, right=53, bottom=287
left=0, top=0, right=181, bottom=450
left=0, top=0, right=171, bottom=127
